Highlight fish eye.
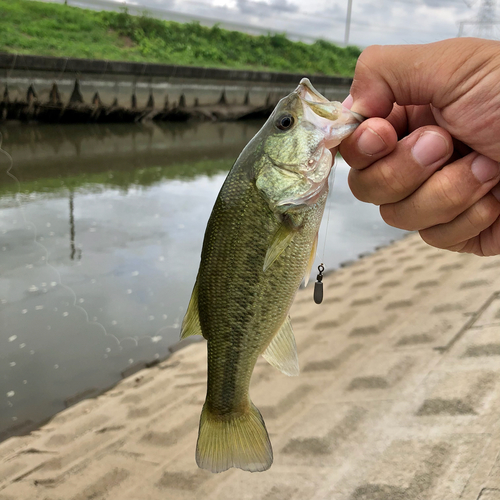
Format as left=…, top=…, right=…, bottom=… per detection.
left=276, top=114, right=294, bottom=130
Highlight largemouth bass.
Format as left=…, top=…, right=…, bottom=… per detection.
left=180, top=79, right=362, bottom=473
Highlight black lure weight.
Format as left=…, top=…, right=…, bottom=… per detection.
left=314, top=264, right=324, bottom=304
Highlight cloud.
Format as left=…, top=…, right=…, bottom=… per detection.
left=66, top=0, right=476, bottom=46
left=421, top=0, right=464, bottom=7
left=236, top=0, right=299, bottom=16
left=113, top=0, right=177, bottom=8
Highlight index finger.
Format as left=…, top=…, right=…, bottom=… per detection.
left=349, top=39, right=499, bottom=118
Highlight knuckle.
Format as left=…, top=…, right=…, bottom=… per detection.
left=355, top=49, right=371, bottom=71
left=433, top=171, right=464, bottom=222
left=377, top=161, right=408, bottom=201
left=381, top=201, right=421, bottom=231
left=357, top=45, right=381, bottom=68
left=468, top=195, right=500, bottom=229
left=353, top=46, right=384, bottom=88
left=380, top=203, right=404, bottom=229
left=348, top=170, right=372, bottom=203
left=418, top=229, right=443, bottom=249
left=419, top=228, right=466, bottom=252
left=379, top=204, right=395, bottom=227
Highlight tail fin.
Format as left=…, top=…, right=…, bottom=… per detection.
left=196, top=402, right=273, bottom=473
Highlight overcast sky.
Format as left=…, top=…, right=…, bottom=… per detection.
left=56, top=0, right=498, bottom=47
left=108, top=0, right=488, bottom=47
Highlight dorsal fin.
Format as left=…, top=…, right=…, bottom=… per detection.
left=180, top=279, right=203, bottom=339
left=262, top=316, right=299, bottom=376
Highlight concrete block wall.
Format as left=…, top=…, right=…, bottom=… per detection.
left=0, top=53, right=352, bottom=110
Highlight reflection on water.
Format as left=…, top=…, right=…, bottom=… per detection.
left=0, top=121, right=405, bottom=441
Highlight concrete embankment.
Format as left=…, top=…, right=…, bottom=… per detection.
left=2, top=232, right=500, bottom=499
left=0, top=53, right=351, bottom=123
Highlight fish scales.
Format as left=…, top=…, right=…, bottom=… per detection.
left=200, top=170, right=326, bottom=414
left=180, top=78, right=362, bottom=473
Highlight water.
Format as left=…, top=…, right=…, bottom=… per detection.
left=0, top=121, right=405, bottom=440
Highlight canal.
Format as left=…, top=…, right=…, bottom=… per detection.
left=0, top=120, right=405, bottom=440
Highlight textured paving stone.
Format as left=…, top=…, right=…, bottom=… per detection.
left=3, top=233, right=500, bottom=500
left=478, top=491, right=500, bottom=500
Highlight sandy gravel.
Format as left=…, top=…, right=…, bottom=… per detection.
left=2, top=232, right=500, bottom=500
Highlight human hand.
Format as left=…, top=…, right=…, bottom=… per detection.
left=338, top=38, right=500, bottom=256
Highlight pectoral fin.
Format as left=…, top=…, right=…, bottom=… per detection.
left=180, top=279, right=203, bottom=339
left=263, top=225, right=294, bottom=272
left=262, top=316, right=299, bottom=376
left=303, top=231, right=318, bottom=287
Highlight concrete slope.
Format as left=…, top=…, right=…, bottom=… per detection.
left=2, top=233, right=500, bottom=500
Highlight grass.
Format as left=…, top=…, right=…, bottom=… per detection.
left=0, top=0, right=360, bottom=76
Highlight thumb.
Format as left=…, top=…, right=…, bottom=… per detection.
left=349, top=38, right=499, bottom=119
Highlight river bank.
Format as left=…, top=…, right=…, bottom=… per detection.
left=1, top=232, right=500, bottom=499
left=0, top=0, right=359, bottom=75
left=0, top=53, right=352, bottom=124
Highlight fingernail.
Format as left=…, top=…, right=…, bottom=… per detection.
left=358, top=127, right=386, bottom=155
left=471, top=155, right=500, bottom=183
left=342, top=94, right=353, bottom=109
left=412, top=131, right=449, bottom=167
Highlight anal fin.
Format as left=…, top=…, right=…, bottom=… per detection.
left=180, top=279, right=203, bottom=339
left=262, top=316, right=299, bottom=376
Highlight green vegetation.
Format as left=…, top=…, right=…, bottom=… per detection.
left=0, top=0, right=360, bottom=76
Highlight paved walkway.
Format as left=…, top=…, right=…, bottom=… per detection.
left=2, top=233, right=500, bottom=500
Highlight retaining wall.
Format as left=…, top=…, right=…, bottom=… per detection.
left=0, top=53, right=352, bottom=122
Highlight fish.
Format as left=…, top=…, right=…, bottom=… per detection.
left=180, top=78, right=362, bottom=473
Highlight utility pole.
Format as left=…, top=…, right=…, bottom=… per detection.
left=344, top=0, right=353, bottom=46
left=458, top=0, right=500, bottom=39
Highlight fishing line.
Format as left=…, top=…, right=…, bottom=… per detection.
left=314, top=159, right=336, bottom=304
left=321, top=164, right=335, bottom=262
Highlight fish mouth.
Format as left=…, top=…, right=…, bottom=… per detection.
left=296, top=78, right=364, bottom=149
left=297, top=77, right=331, bottom=104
